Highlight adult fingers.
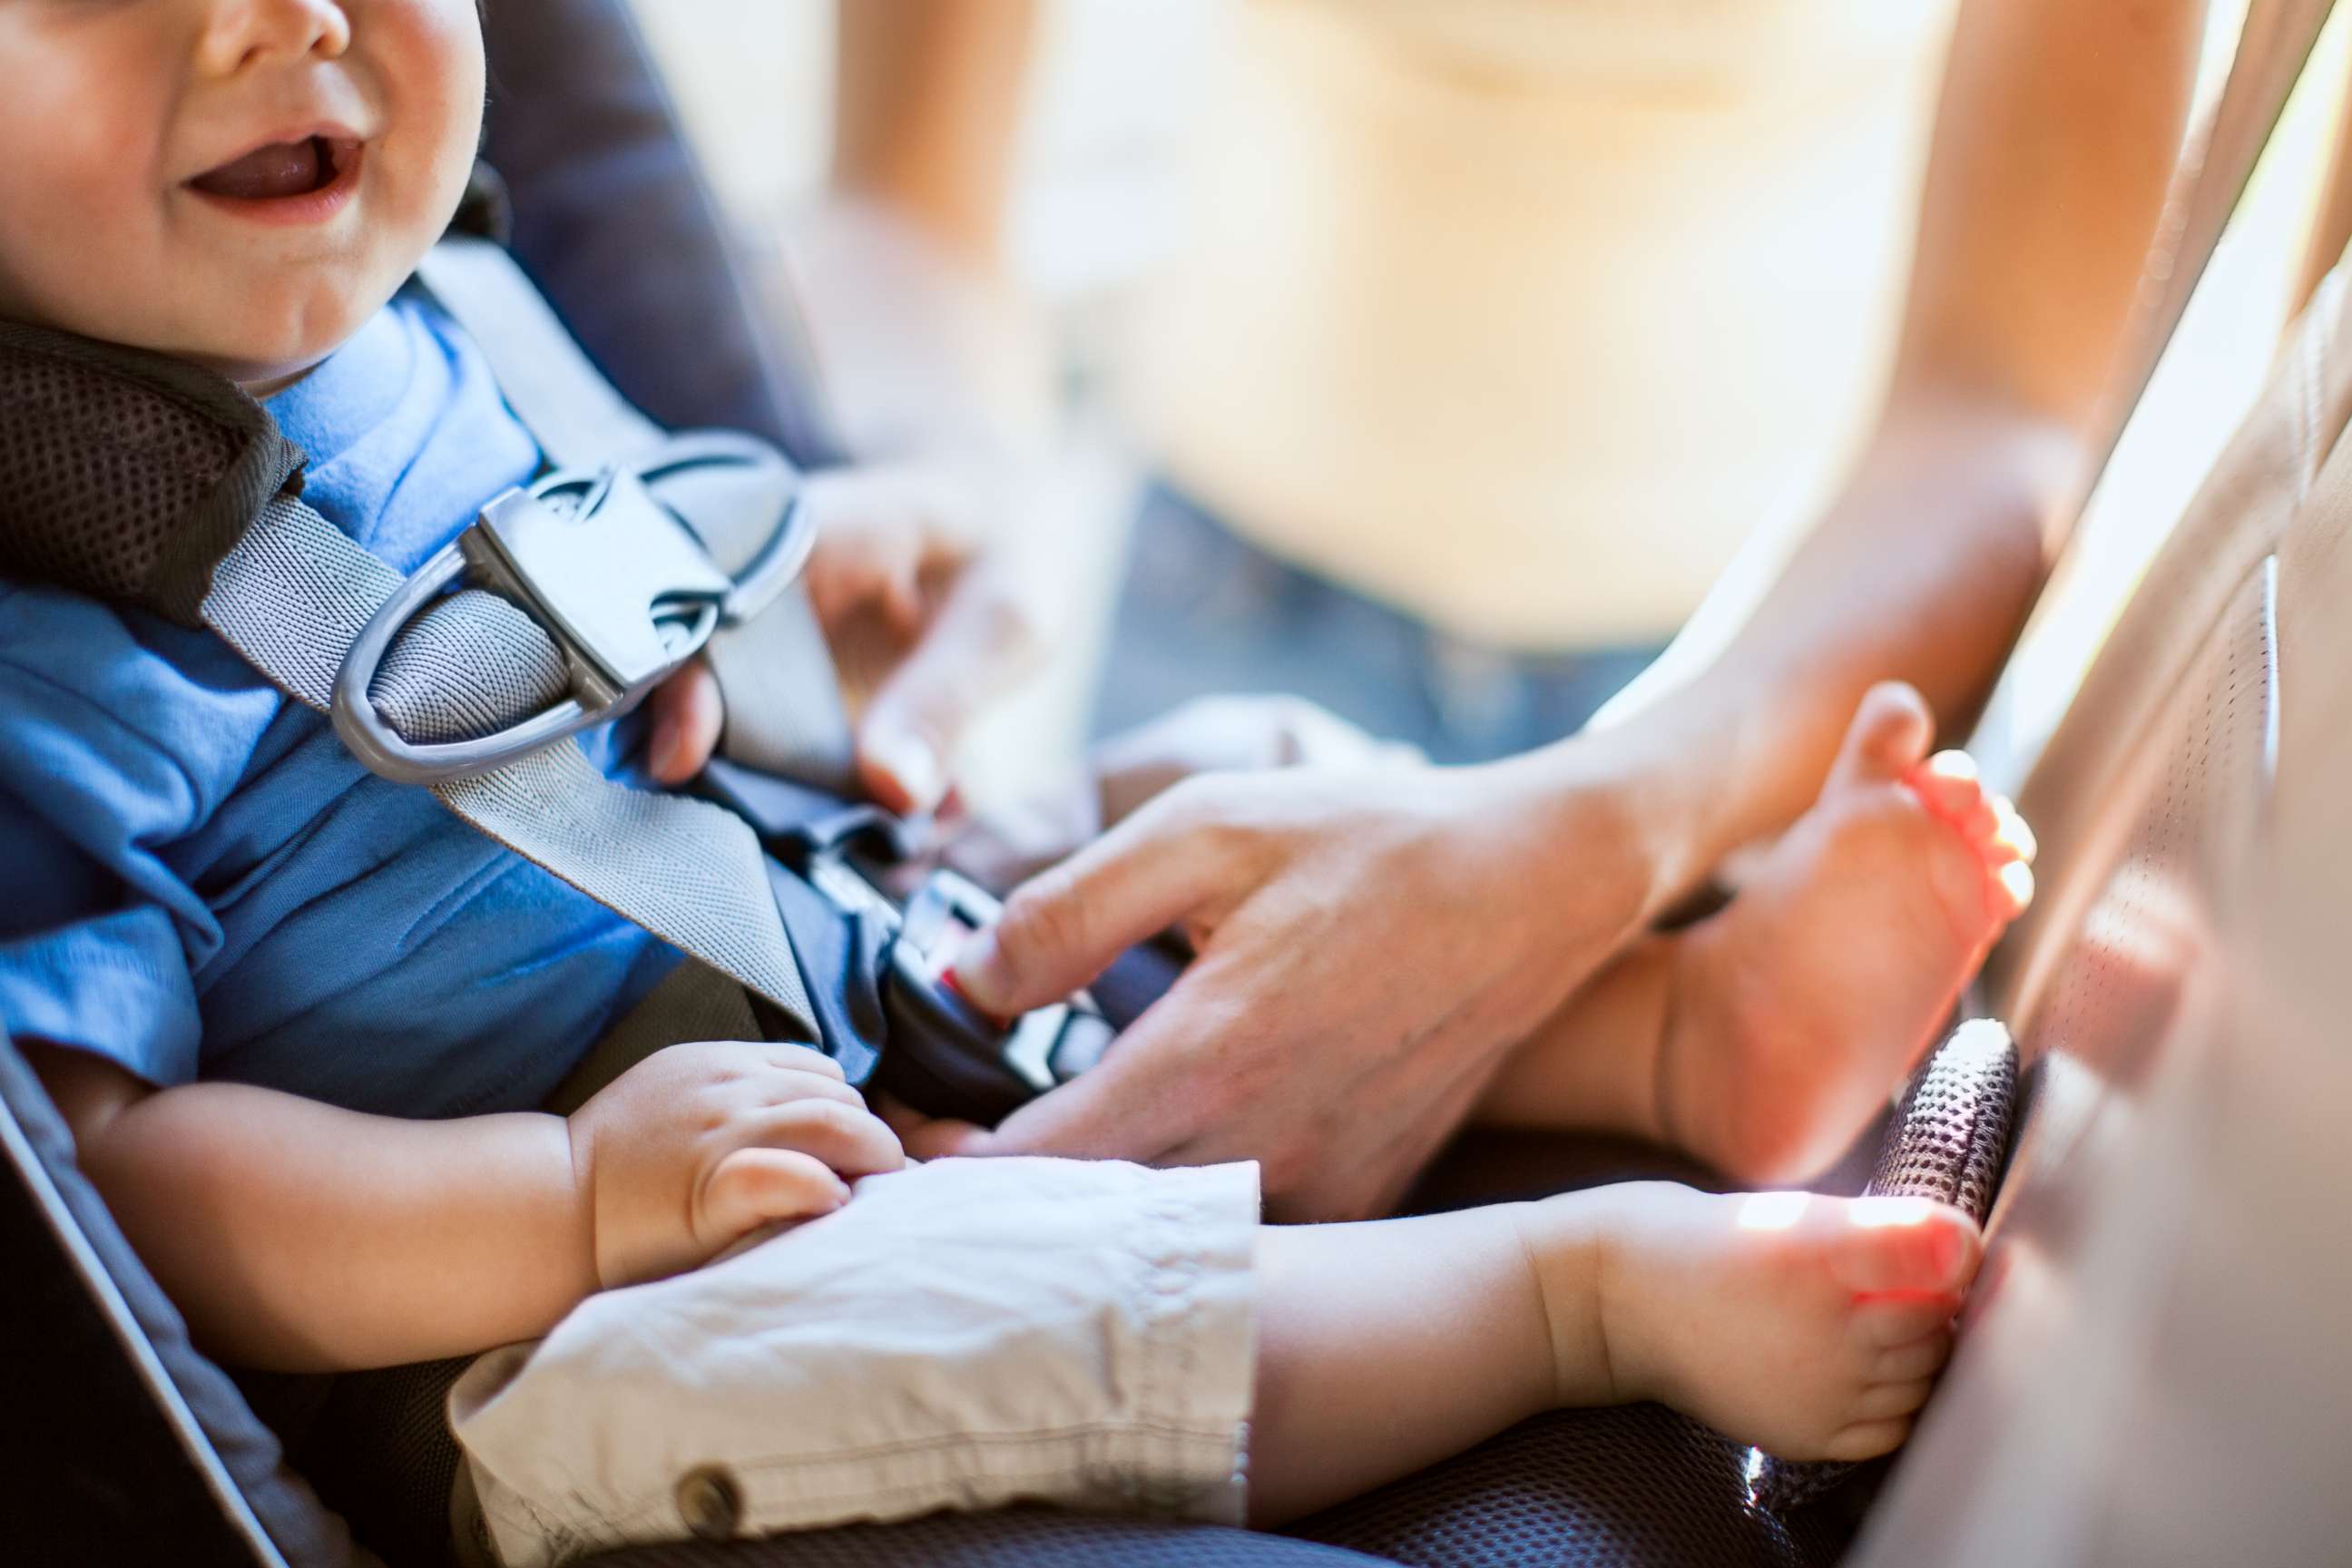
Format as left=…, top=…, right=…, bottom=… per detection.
left=969, top=968, right=1250, bottom=1162
left=1157, top=1012, right=1488, bottom=1221
left=856, top=564, right=1043, bottom=814
left=899, top=1116, right=997, bottom=1161
left=951, top=789, right=1244, bottom=1018
left=700, top=1147, right=849, bottom=1244
left=803, top=506, right=930, bottom=635
left=867, top=1091, right=994, bottom=1159
left=644, top=659, right=725, bottom=784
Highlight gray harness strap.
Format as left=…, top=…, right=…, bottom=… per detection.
left=415, top=239, right=666, bottom=466
left=0, top=240, right=858, bottom=1043
left=416, top=240, right=857, bottom=789
left=205, top=488, right=821, bottom=1037
left=191, top=237, right=861, bottom=1039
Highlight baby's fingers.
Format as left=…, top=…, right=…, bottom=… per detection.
left=700, top=1147, right=849, bottom=1244
left=746, top=1096, right=906, bottom=1178
left=644, top=660, right=724, bottom=785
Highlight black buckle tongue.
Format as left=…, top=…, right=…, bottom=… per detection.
left=698, top=759, right=1119, bottom=1123
left=877, top=871, right=1112, bottom=1124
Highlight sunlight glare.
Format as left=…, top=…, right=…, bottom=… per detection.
left=1737, top=1191, right=1811, bottom=1231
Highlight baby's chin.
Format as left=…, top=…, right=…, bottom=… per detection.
left=161, top=285, right=394, bottom=394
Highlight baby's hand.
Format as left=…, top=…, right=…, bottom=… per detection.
left=641, top=461, right=1046, bottom=814
left=566, top=1042, right=904, bottom=1288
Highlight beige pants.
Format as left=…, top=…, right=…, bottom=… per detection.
left=448, top=1156, right=1261, bottom=1568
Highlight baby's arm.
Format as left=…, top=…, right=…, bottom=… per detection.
left=25, top=1039, right=902, bottom=1372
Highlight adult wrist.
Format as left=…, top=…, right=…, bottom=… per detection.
left=772, top=196, right=1055, bottom=464
left=1501, top=715, right=1721, bottom=926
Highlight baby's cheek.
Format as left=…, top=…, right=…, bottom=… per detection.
left=0, top=19, right=177, bottom=335
left=0, top=183, right=159, bottom=347
left=375, top=0, right=488, bottom=214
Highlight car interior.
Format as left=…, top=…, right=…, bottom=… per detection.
left=5, top=1, right=2349, bottom=1565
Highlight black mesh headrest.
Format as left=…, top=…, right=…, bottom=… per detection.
left=0, top=321, right=303, bottom=627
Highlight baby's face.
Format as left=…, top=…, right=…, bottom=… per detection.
left=0, top=0, right=485, bottom=387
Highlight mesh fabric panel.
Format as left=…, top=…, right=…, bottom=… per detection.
left=0, top=343, right=231, bottom=596
left=0, top=320, right=303, bottom=622
left=1292, top=1403, right=1846, bottom=1568
left=1863, top=1020, right=2016, bottom=1214
left=1748, top=1021, right=2017, bottom=1512
left=289, top=1357, right=478, bottom=1568
left=578, top=1507, right=1390, bottom=1568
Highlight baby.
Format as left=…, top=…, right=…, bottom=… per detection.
left=0, top=0, right=2030, bottom=1550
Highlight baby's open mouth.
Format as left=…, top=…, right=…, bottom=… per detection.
left=189, top=135, right=357, bottom=201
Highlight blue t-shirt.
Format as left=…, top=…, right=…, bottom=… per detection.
left=0, top=292, right=671, bottom=1118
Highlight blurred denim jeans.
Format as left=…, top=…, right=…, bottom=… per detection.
left=1093, top=483, right=1667, bottom=763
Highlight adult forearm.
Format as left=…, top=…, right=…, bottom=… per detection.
left=795, top=1, right=1050, bottom=462
left=75, top=1083, right=595, bottom=1372
left=833, top=0, right=1038, bottom=268
left=1535, top=0, right=2204, bottom=905
left=1602, top=396, right=2064, bottom=894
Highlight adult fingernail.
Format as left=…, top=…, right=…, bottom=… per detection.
left=940, top=962, right=1011, bottom=1027
left=871, top=732, right=944, bottom=815
left=949, top=928, right=1013, bottom=1014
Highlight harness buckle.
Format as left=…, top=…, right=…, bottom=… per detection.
left=877, top=870, right=1113, bottom=1124
left=332, top=436, right=811, bottom=786
left=692, top=758, right=1123, bottom=1122
left=467, top=472, right=730, bottom=705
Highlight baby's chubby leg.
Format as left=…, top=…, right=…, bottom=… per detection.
left=1247, top=1182, right=1978, bottom=1524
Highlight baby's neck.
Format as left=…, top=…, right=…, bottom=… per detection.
left=235, top=361, right=324, bottom=400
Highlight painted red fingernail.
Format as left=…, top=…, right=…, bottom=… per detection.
left=942, top=966, right=1012, bottom=1028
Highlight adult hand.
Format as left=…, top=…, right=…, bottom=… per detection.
left=917, top=751, right=1668, bottom=1220
left=643, top=461, right=1046, bottom=811
left=936, top=692, right=1426, bottom=892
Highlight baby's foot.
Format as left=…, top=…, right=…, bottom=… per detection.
left=1533, top=1181, right=1983, bottom=1460
left=1661, top=681, right=2034, bottom=1184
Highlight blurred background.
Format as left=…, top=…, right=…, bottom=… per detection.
left=624, top=0, right=2351, bottom=801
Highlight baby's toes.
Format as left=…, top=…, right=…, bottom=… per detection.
left=1989, top=794, right=2037, bottom=866
left=1988, top=857, right=2035, bottom=921
left=1869, top=1325, right=1955, bottom=1382
left=1826, top=1195, right=1981, bottom=1299
left=1853, top=1377, right=1936, bottom=1423
left=1981, top=793, right=2038, bottom=919
left=1824, top=1416, right=1916, bottom=1463
left=1906, top=750, right=1998, bottom=840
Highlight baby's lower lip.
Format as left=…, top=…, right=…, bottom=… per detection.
left=184, top=140, right=365, bottom=228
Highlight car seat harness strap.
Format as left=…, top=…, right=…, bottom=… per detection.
left=0, top=238, right=1145, bottom=1119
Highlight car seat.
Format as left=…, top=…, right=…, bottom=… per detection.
left=4, top=1, right=2347, bottom=1564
